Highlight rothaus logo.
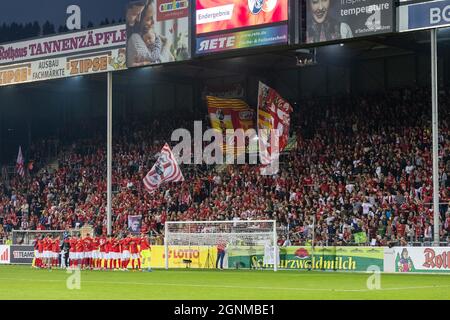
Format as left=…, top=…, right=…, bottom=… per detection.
left=159, top=0, right=189, bottom=13
left=248, top=0, right=278, bottom=15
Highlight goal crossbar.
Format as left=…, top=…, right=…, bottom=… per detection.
left=164, top=220, right=278, bottom=271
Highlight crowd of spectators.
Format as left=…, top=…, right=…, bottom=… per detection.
left=1, top=86, right=450, bottom=247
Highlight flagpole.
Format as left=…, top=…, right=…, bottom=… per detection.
left=107, top=72, right=113, bottom=236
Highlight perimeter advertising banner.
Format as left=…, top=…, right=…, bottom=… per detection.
left=196, top=24, right=288, bottom=54
left=304, top=0, right=394, bottom=44
left=0, top=24, right=126, bottom=66
left=0, top=245, right=10, bottom=264
left=228, top=246, right=384, bottom=271
left=394, top=247, right=450, bottom=273
left=10, top=245, right=35, bottom=264
left=150, top=246, right=218, bottom=269
left=126, top=0, right=191, bottom=67
left=0, top=48, right=126, bottom=87
left=196, top=0, right=289, bottom=34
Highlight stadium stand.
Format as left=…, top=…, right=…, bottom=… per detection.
left=1, top=86, right=450, bottom=246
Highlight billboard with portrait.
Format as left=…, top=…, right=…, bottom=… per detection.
left=128, top=215, right=143, bottom=234
left=126, top=0, right=191, bottom=68
left=196, top=0, right=289, bottom=34
left=303, top=0, right=394, bottom=44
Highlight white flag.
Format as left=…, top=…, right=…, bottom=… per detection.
left=16, top=146, right=25, bottom=177
left=143, top=143, right=184, bottom=193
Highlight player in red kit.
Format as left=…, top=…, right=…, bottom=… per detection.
left=120, top=235, right=131, bottom=271
left=43, top=234, right=53, bottom=269
left=91, top=236, right=100, bottom=270
left=110, top=236, right=121, bottom=270
left=35, top=235, right=45, bottom=268
left=83, top=233, right=93, bottom=270
left=99, top=235, right=108, bottom=270
left=51, top=235, right=60, bottom=268
left=106, top=236, right=114, bottom=270
left=75, top=237, right=85, bottom=269
left=68, top=235, right=78, bottom=269
left=129, top=235, right=140, bottom=271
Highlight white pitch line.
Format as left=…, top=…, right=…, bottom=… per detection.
left=0, top=277, right=449, bottom=293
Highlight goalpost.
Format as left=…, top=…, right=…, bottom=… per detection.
left=164, top=220, right=279, bottom=271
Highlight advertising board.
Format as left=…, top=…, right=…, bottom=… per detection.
left=196, top=24, right=288, bottom=54
left=0, top=245, right=10, bottom=264
left=10, top=245, right=35, bottom=264
left=150, top=245, right=219, bottom=269
left=303, top=0, right=394, bottom=44
left=393, top=247, right=450, bottom=273
left=0, top=24, right=126, bottom=66
left=228, top=246, right=384, bottom=271
left=398, top=0, right=450, bottom=32
left=0, top=48, right=126, bottom=87
left=196, top=0, right=289, bottom=34
left=125, top=0, right=191, bottom=67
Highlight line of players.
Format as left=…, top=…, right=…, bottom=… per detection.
left=33, top=233, right=152, bottom=271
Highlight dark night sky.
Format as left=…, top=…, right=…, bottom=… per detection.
left=0, top=0, right=132, bottom=26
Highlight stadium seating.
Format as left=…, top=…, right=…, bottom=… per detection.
left=1, top=86, right=450, bottom=246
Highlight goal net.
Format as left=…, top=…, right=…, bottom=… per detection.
left=164, top=220, right=279, bottom=271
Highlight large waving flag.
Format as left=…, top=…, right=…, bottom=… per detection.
left=16, top=146, right=25, bottom=177
left=257, top=82, right=293, bottom=175
left=143, top=144, right=184, bottom=193
left=207, top=96, right=254, bottom=131
left=207, top=96, right=255, bottom=155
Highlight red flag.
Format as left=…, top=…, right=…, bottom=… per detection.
left=257, top=82, right=293, bottom=152
left=143, top=143, right=184, bottom=193
left=257, top=82, right=293, bottom=175
left=16, top=146, right=25, bottom=177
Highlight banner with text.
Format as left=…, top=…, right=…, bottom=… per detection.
left=398, top=0, right=450, bottom=32
left=0, top=24, right=126, bottom=65
left=394, top=247, right=450, bottom=273
left=304, top=0, right=394, bottom=44
left=196, top=24, right=288, bottom=55
left=196, top=0, right=289, bottom=34
left=150, top=246, right=219, bottom=269
left=10, top=245, right=35, bottom=264
left=228, top=246, right=384, bottom=271
left=0, top=48, right=126, bottom=87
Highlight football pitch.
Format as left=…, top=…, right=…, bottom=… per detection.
left=0, top=265, right=449, bottom=300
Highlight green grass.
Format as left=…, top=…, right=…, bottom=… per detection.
left=0, top=265, right=449, bottom=300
